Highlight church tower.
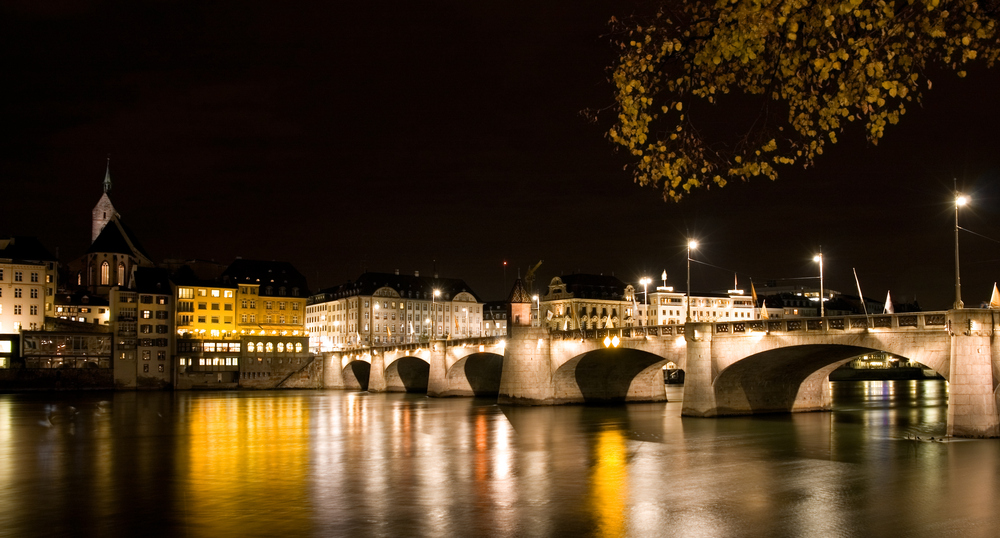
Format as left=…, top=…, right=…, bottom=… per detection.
left=92, top=158, right=117, bottom=243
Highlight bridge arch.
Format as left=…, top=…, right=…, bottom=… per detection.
left=552, top=348, right=668, bottom=404
left=343, top=360, right=371, bottom=391
left=709, top=337, right=951, bottom=416
left=447, top=352, right=504, bottom=397
left=384, top=356, right=430, bottom=393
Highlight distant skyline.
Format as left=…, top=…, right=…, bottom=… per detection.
left=3, top=1, right=1000, bottom=308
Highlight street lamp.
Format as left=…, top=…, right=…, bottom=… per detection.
left=639, top=277, right=651, bottom=326
left=955, top=187, right=969, bottom=309
left=686, top=240, right=698, bottom=323
left=813, top=249, right=824, bottom=318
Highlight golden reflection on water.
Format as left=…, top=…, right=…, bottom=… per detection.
left=182, top=394, right=310, bottom=537
left=591, top=427, right=627, bottom=538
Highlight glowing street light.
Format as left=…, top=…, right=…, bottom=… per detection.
left=639, top=277, right=651, bottom=326
left=955, top=185, right=969, bottom=309
left=813, top=249, right=824, bottom=318
left=686, top=240, right=698, bottom=323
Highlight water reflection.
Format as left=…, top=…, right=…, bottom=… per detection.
left=0, top=380, right=999, bottom=537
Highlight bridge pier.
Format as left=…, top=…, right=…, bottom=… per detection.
left=427, top=340, right=449, bottom=397
left=498, top=326, right=554, bottom=405
left=947, top=310, right=1000, bottom=437
left=680, top=323, right=717, bottom=417
left=322, top=352, right=346, bottom=389
left=368, top=349, right=387, bottom=393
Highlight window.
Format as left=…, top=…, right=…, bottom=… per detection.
left=143, top=364, right=149, bottom=373
left=158, top=364, right=164, bottom=373
left=277, top=343, right=285, bottom=352
left=14, top=305, right=20, bottom=315
left=142, top=350, right=151, bottom=361
left=224, top=304, right=232, bottom=311
left=117, top=263, right=125, bottom=286
left=292, top=315, right=298, bottom=324
left=140, top=325, right=152, bottom=333
left=14, top=271, right=22, bottom=282
left=198, top=289, right=207, bottom=297
left=266, top=342, right=274, bottom=352
left=198, top=316, right=206, bottom=323
left=249, top=314, right=256, bottom=323
left=265, top=301, right=273, bottom=309
left=279, top=302, right=286, bottom=310
left=224, top=290, right=233, bottom=298
left=156, top=325, right=167, bottom=334
left=30, top=272, right=38, bottom=282
left=30, top=289, right=37, bottom=299
left=179, top=288, right=194, bottom=299
left=156, top=311, right=168, bottom=319
left=250, top=300, right=256, bottom=309
left=278, top=287, right=286, bottom=296
left=211, top=289, right=220, bottom=297
left=141, top=311, right=152, bottom=319
left=292, top=303, right=299, bottom=311
left=211, top=316, right=219, bottom=324
left=157, top=296, right=168, bottom=305
left=100, top=262, right=109, bottom=285
left=30, top=305, right=37, bottom=315
left=241, top=314, right=248, bottom=322
left=241, top=299, right=248, bottom=308
left=211, top=303, right=220, bottom=310
left=14, top=288, right=21, bottom=298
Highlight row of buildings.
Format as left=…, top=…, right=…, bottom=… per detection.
left=1, top=163, right=884, bottom=389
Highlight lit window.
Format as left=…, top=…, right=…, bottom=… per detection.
left=100, top=262, right=109, bottom=285
left=211, top=290, right=220, bottom=297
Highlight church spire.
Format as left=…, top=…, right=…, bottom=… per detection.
left=103, top=156, right=112, bottom=193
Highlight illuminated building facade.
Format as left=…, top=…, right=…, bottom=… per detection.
left=110, top=267, right=174, bottom=388
left=222, top=259, right=309, bottom=338
left=0, top=237, right=58, bottom=334
left=53, top=291, right=111, bottom=326
left=541, top=273, right=755, bottom=330
left=306, top=271, right=483, bottom=352
left=482, top=301, right=508, bottom=336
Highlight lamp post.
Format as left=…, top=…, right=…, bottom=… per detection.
left=955, top=187, right=969, bottom=309
left=686, top=240, right=698, bottom=323
left=813, top=249, right=824, bottom=318
left=532, top=295, right=539, bottom=327
left=639, top=277, right=651, bottom=326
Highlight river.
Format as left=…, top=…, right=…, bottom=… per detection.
left=1, top=380, right=998, bottom=537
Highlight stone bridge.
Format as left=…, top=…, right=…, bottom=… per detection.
left=321, top=336, right=507, bottom=397
left=497, top=310, right=1000, bottom=438
left=321, top=309, right=1000, bottom=438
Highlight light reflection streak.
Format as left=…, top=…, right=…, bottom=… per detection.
left=591, top=428, right=627, bottom=537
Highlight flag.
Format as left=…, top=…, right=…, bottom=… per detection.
left=991, top=283, right=1000, bottom=309
left=751, top=281, right=758, bottom=305
left=546, top=309, right=553, bottom=321
left=408, top=321, right=414, bottom=334
left=883, top=291, right=894, bottom=314
left=386, top=325, right=392, bottom=338
left=760, top=300, right=770, bottom=320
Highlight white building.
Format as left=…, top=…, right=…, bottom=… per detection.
left=0, top=237, right=58, bottom=334
left=306, top=271, right=484, bottom=352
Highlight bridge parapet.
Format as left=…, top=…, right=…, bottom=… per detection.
left=711, top=312, right=949, bottom=335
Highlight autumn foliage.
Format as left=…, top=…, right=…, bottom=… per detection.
left=607, top=0, right=1000, bottom=200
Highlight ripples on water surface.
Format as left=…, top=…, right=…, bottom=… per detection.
left=1, top=380, right=998, bottom=537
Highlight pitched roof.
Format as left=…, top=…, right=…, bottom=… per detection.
left=553, top=273, right=628, bottom=299
left=507, top=278, right=532, bottom=303
left=221, top=259, right=310, bottom=297
left=0, top=236, right=56, bottom=262
left=312, top=272, right=481, bottom=303
left=87, top=216, right=152, bottom=261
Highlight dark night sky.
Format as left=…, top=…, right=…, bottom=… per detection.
left=2, top=0, right=1000, bottom=309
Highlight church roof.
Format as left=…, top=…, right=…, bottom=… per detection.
left=87, top=216, right=152, bottom=261
left=507, top=278, right=532, bottom=303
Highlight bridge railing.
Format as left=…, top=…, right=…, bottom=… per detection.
left=712, top=312, right=947, bottom=335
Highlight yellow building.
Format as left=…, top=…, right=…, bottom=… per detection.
left=174, top=281, right=237, bottom=339
left=222, top=260, right=309, bottom=339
